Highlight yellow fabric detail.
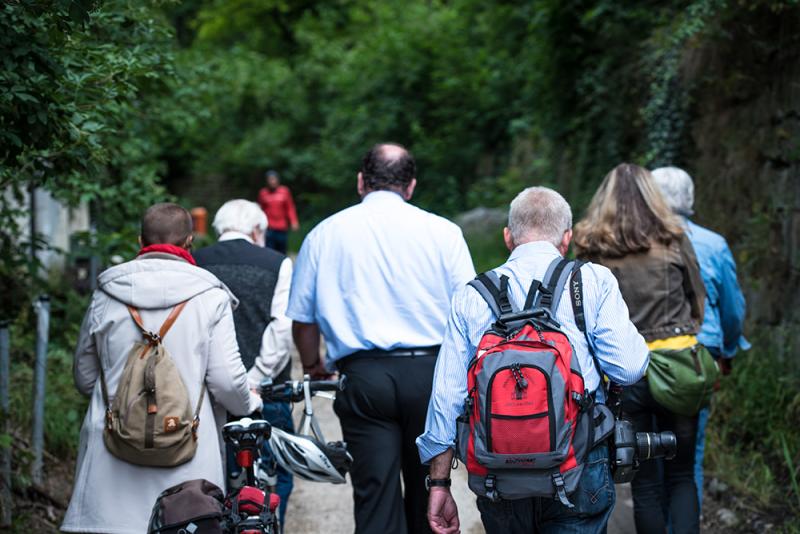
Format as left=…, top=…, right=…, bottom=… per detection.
left=646, top=335, right=698, bottom=351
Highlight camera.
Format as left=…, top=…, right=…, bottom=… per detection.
left=611, top=419, right=677, bottom=483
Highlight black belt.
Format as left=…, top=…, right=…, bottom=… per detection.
left=336, top=345, right=441, bottom=369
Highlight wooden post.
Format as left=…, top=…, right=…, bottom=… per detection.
left=191, top=207, right=208, bottom=237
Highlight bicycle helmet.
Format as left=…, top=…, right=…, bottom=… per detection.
left=268, top=427, right=353, bottom=484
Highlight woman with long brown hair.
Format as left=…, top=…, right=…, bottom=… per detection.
left=574, top=163, right=706, bottom=534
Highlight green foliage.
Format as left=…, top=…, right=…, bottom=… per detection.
left=706, top=329, right=800, bottom=517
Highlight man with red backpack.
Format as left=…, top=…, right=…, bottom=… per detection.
left=417, top=187, right=650, bottom=534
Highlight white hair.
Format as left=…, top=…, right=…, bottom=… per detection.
left=508, top=186, right=572, bottom=247
left=212, top=199, right=268, bottom=236
left=651, top=166, right=694, bottom=217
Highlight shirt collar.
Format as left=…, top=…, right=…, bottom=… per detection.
left=508, top=241, right=562, bottom=263
left=219, top=231, right=254, bottom=244
left=362, top=190, right=406, bottom=204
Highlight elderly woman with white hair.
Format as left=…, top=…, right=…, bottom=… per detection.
left=652, top=166, right=750, bottom=513
left=193, top=199, right=296, bottom=525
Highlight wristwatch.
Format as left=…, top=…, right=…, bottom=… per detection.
left=425, top=475, right=452, bottom=491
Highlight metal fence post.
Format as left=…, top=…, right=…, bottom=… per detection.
left=0, top=320, right=11, bottom=527
left=31, top=296, right=50, bottom=486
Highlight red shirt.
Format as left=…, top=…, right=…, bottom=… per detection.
left=257, top=185, right=299, bottom=232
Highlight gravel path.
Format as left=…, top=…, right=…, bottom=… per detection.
left=279, top=354, right=635, bottom=533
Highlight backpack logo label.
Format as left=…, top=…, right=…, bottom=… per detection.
left=164, top=416, right=180, bottom=433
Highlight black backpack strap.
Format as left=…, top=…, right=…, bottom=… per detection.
left=534, top=257, right=574, bottom=312
left=468, top=271, right=516, bottom=318
left=568, top=261, right=605, bottom=385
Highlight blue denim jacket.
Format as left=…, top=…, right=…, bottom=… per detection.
left=686, top=220, right=750, bottom=357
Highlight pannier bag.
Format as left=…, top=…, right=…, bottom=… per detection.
left=147, top=478, right=224, bottom=534
left=456, top=258, right=613, bottom=505
left=647, top=344, right=720, bottom=416
left=97, top=300, right=207, bottom=467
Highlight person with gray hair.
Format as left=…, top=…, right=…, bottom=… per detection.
left=419, top=186, right=649, bottom=534
left=652, top=166, right=750, bottom=512
left=193, top=199, right=295, bottom=524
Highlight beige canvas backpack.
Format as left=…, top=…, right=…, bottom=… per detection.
left=97, top=300, right=206, bottom=467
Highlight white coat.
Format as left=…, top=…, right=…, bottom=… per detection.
left=61, top=254, right=261, bottom=534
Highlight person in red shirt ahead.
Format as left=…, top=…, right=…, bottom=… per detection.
left=257, top=170, right=299, bottom=254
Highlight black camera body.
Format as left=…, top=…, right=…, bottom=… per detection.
left=611, top=419, right=677, bottom=483
left=605, top=385, right=678, bottom=483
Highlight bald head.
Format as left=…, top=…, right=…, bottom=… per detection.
left=360, top=143, right=416, bottom=193
left=140, top=203, right=193, bottom=247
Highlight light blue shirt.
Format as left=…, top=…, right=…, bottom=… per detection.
left=416, top=241, right=650, bottom=464
left=686, top=220, right=750, bottom=357
left=287, top=191, right=476, bottom=365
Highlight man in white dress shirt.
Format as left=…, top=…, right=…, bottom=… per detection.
left=287, top=143, right=476, bottom=534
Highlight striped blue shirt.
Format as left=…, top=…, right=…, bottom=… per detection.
left=416, top=241, right=650, bottom=464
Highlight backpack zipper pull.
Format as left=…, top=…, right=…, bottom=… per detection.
left=511, top=364, right=528, bottom=390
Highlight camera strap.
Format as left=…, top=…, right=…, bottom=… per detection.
left=568, top=260, right=607, bottom=395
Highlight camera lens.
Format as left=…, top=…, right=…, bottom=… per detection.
left=635, top=431, right=677, bottom=460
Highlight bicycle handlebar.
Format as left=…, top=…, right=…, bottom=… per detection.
left=259, top=375, right=347, bottom=403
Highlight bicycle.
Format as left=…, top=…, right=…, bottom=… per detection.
left=259, top=374, right=353, bottom=484
left=221, top=417, right=280, bottom=533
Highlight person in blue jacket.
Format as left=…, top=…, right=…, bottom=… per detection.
left=653, top=166, right=751, bottom=510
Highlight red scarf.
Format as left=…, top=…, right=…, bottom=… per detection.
left=137, top=244, right=197, bottom=266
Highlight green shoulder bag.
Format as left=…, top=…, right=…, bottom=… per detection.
left=647, top=345, right=720, bottom=417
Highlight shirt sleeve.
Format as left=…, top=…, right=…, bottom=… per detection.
left=248, top=258, right=294, bottom=386
left=286, top=231, right=318, bottom=323
left=205, top=292, right=262, bottom=415
left=416, top=287, right=487, bottom=464
left=716, top=241, right=748, bottom=357
left=448, top=227, right=477, bottom=294
left=284, top=188, right=299, bottom=228
left=587, top=264, right=650, bottom=386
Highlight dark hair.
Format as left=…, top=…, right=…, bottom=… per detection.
left=265, top=170, right=279, bottom=179
left=360, top=143, right=416, bottom=191
left=140, top=203, right=193, bottom=247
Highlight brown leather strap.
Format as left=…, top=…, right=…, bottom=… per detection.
left=127, top=306, right=148, bottom=333
left=159, top=301, right=188, bottom=339
left=127, top=301, right=189, bottom=345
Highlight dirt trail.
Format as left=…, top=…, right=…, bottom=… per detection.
left=280, top=354, right=633, bottom=534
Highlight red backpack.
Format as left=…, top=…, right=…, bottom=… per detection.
left=455, top=258, right=614, bottom=506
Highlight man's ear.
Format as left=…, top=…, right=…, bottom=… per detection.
left=183, top=234, right=194, bottom=250
left=357, top=172, right=365, bottom=197
left=403, top=178, right=417, bottom=200
left=559, top=229, right=573, bottom=257
left=503, top=227, right=515, bottom=252
left=251, top=228, right=266, bottom=247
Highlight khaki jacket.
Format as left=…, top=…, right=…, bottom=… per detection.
left=584, top=235, right=705, bottom=342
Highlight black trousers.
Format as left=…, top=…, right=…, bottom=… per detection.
left=622, top=378, right=699, bottom=534
left=334, top=355, right=436, bottom=534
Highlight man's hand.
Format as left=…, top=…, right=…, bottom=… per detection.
left=303, top=358, right=334, bottom=380
left=428, top=487, right=460, bottom=534
left=291, top=222, right=300, bottom=232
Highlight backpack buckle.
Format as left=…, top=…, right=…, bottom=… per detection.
left=552, top=473, right=574, bottom=509
left=143, top=330, right=161, bottom=346
left=572, top=390, right=593, bottom=412
left=484, top=474, right=499, bottom=502
left=105, top=408, right=114, bottom=431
